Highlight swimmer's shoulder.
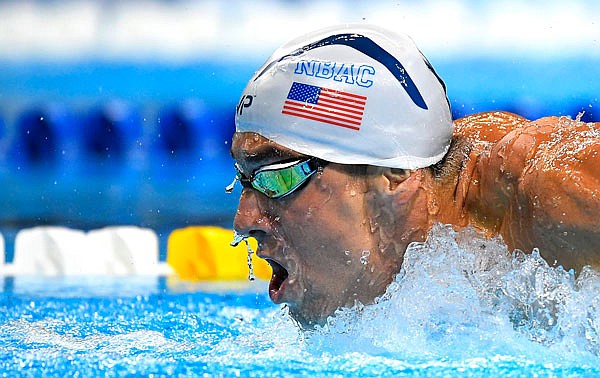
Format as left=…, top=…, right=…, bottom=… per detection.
left=453, top=111, right=529, bottom=144
left=466, top=113, right=600, bottom=255
left=504, top=116, right=600, bottom=267
left=523, top=115, right=600, bottom=179
left=454, top=112, right=600, bottom=168
left=481, top=114, right=600, bottom=176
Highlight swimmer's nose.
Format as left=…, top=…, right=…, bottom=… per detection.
left=233, top=189, right=272, bottom=238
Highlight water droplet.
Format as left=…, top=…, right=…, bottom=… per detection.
left=244, top=239, right=256, bottom=281
left=428, top=199, right=440, bottom=215
left=225, top=176, right=238, bottom=194
left=231, top=231, right=256, bottom=281
left=230, top=231, right=245, bottom=247
left=360, top=250, right=370, bottom=265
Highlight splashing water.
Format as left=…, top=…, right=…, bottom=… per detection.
left=3, top=225, right=600, bottom=375
left=301, top=224, right=600, bottom=366
left=225, top=225, right=600, bottom=371
left=191, top=224, right=600, bottom=375
left=230, top=230, right=245, bottom=247
left=231, top=231, right=256, bottom=281
left=244, top=241, right=256, bottom=281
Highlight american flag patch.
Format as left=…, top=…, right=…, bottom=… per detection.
left=281, top=82, right=366, bottom=131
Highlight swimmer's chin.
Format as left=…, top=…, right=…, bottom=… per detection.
left=285, top=291, right=351, bottom=329
left=287, top=301, right=339, bottom=330
left=287, top=305, right=325, bottom=330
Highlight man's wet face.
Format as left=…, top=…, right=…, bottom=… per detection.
left=231, top=132, right=397, bottom=327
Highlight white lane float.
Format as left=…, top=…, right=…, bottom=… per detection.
left=87, top=226, right=162, bottom=275
left=10, top=226, right=171, bottom=276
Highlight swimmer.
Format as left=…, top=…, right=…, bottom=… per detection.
left=227, top=24, right=600, bottom=327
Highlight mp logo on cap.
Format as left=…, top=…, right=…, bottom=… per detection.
left=237, top=95, right=254, bottom=115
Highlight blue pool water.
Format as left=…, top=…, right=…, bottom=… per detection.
left=1, top=225, right=600, bottom=377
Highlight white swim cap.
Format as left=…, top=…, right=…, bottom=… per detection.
left=235, top=24, right=453, bottom=169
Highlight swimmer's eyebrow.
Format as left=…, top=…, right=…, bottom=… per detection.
left=234, top=144, right=303, bottom=166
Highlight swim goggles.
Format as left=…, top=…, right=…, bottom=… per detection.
left=225, top=158, right=324, bottom=199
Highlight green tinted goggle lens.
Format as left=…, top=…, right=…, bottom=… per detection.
left=229, top=159, right=320, bottom=199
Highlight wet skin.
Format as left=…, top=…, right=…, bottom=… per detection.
left=231, top=111, right=600, bottom=327
left=231, top=133, right=418, bottom=327
left=455, top=112, right=600, bottom=272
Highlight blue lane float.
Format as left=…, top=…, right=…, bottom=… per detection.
left=9, top=105, right=77, bottom=169
left=81, top=102, right=144, bottom=167
left=0, top=116, right=6, bottom=160
left=154, top=101, right=235, bottom=163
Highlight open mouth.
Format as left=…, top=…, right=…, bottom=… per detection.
left=265, top=259, right=289, bottom=304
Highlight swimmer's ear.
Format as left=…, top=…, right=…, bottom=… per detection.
left=382, top=168, right=412, bottom=191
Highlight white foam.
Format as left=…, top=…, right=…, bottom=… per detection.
left=2, top=318, right=188, bottom=353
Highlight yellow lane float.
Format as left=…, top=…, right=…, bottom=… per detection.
left=167, top=226, right=271, bottom=281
